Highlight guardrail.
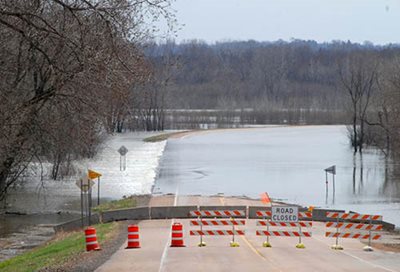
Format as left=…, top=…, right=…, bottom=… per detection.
left=53, top=206, right=395, bottom=233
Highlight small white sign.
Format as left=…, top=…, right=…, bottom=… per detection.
left=271, top=206, right=299, bottom=222
left=76, top=175, right=94, bottom=192
left=118, top=145, right=128, bottom=156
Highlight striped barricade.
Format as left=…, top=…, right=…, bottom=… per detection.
left=326, top=212, right=382, bottom=221
left=189, top=210, right=245, bottom=217
left=256, top=230, right=312, bottom=237
left=256, top=209, right=313, bottom=248
left=325, top=212, right=383, bottom=251
left=256, top=210, right=312, bottom=219
left=190, top=219, right=246, bottom=226
left=189, top=210, right=246, bottom=247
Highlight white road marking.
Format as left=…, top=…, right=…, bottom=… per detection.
left=158, top=187, right=179, bottom=272
left=173, top=187, right=179, bottom=206
left=158, top=233, right=170, bottom=272
left=312, top=236, right=397, bottom=272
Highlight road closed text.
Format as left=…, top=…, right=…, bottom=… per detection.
left=271, top=206, right=299, bottom=222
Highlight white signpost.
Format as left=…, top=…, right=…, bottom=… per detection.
left=75, top=175, right=94, bottom=192
left=118, top=145, right=128, bottom=171
left=271, top=206, right=299, bottom=222
left=76, top=175, right=95, bottom=227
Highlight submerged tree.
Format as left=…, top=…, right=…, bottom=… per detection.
left=338, top=52, right=378, bottom=153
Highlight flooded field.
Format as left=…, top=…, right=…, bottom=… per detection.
left=154, top=126, right=400, bottom=228
left=1, top=125, right=399, bottom=262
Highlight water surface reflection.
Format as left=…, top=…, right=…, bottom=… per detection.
left=154, top=126, right=400, bottom=227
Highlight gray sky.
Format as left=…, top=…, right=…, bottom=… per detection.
left=159, top=0, right=400, bottom=44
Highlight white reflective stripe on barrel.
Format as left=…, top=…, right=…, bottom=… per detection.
left=128, top=232, right=138, bottom=235
left=128, top=239, right=139, bottom=242
left=85, top=234, right=97, bottom=238
left=86, top=241, right=98, bottom=245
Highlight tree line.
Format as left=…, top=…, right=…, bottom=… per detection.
left=0, top=0, right=174, bottom=200
left=147, top=40, right=400, bottom=157
left=2, top=1, right=400, bottom=201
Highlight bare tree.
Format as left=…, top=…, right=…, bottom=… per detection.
left=338, top=52, right=378, bottom=153
left=0, top=0, right=174, bottom=199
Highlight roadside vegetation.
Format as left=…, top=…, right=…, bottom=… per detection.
left=143, top=131, right=189, bottom=142
left=0, top=222, right=118, bottom=272
left=93, top=197, right=137, bottom=213
left=0, top=0, right=175, bottom=202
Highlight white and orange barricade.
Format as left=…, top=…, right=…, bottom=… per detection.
left=170, top=222, right=185, bottom=247
left=256, top=209, right=313, bottom=248
left=126, top=225, right=140, bottom=249
left=326, top=212, right=383, bottom=251
left=189, top=210, right=246, bottom=247
left=85, top=227, right=101, bottom=251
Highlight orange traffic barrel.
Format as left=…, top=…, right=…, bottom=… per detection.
left=85, top=227, right=101, bottom=251
left=126, top=225, right=141, bottom=249
left=170, top=222, right=185, bottom=247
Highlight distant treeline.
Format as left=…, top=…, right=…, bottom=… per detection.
left=146, top=40, right=400, bottom=155
left=147, top=40, right=397, bottom=111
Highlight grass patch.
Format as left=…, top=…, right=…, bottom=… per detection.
left=92, top=196, right=136, bottom=213
left=0, top=222, right=118, bottom=272
left=143, top=133, right=173, bottom=142
left=143, top=131, right=188, bottom=142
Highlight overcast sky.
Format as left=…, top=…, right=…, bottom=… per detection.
left=158, top=0, right=400, bottom=44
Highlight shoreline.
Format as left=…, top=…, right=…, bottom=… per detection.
left=0, top=131, right=168, bottom=262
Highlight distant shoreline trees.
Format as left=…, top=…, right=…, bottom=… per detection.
left=147, top=40, right=400, bottom=157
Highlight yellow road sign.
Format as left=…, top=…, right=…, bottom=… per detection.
left=88, top=169, right=102, bottom=180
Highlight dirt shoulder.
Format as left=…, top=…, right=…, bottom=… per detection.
left=43, top=221, right=129, bottom=272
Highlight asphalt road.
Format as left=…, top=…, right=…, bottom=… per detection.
left=96, top=196, right=400, bottom=272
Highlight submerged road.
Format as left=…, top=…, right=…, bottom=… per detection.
left=95, top=195, right=400, bottom=272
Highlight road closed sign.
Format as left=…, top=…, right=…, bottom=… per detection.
left=271, top=206, right=299, bottom=222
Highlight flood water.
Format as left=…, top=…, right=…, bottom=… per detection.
left=0, top=132, right=166, bottom=261
left=154, top=126, right=400, bottom=228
